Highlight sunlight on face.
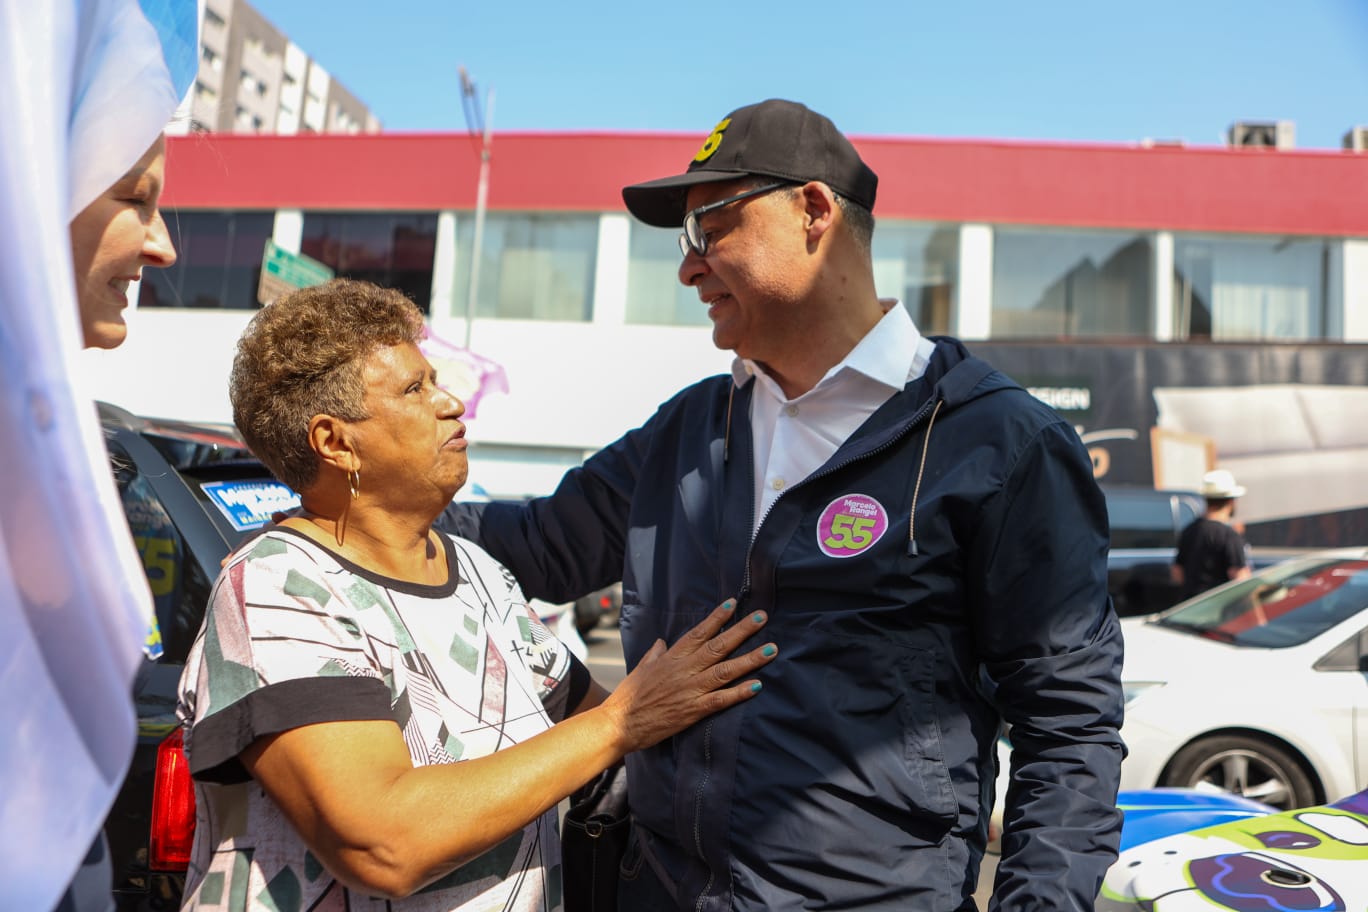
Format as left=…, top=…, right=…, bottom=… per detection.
left=69, top=136, right=177, bottom=349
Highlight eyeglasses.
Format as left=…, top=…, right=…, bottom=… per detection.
left=678, top=181, right=790, bottom=258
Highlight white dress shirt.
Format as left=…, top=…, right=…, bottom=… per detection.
left=733, top=300, right=936, bottom=534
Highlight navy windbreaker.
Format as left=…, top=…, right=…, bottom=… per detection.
left=442, top=338, right=1125, bottom=910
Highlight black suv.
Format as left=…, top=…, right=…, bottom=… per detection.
left=1104, top=486, right=1206, bottom=617
left=99, top=403, right=292, bottom=911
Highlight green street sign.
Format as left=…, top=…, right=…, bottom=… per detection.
left=257, top=240, right=334, bottom=305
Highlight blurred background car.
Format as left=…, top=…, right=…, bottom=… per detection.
left=1110, top=788, right=1277, bottom=853
left=992, top=547, right=1368, bottom=850
left=1118, top=548, right=1367, bottom=809
left=1097, top=786, right=1368, bottom=909
left=574, top=582, right=622, bottom=634
left=1103, top=486, right=1205, bottom=616
left=1102, top=485, right=1304, bottom=617
left=99, top=402, right=292, bottom=910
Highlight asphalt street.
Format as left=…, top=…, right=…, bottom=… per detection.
left=579, top=623, right=999, bottom=907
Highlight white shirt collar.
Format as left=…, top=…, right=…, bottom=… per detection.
left=729, top=299, right=926, bottom=395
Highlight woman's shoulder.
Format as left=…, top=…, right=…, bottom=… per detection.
left=226, top=526, right=326, bottom=568
left=438, top=531, right=521, bottom=596
left=215, top=527, right=342, bottom=601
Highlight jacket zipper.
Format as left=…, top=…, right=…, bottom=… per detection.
left=689, top=393, right=944, bottom=907
left=738, top=394, right=943, bottom=595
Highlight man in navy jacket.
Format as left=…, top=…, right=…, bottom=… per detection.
left=441, top=98, right=1125, bottom=911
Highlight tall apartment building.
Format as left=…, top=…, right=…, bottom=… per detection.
left=183, top=0, right=379, bottom=135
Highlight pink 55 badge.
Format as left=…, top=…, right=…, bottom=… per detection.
left=816, top=493, right=890, bottom=558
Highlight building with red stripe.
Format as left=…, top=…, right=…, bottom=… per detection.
left=81, top=130, right=1368, bottom=499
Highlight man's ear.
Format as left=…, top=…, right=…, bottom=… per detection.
left=308, top=414, right=357, bottom=474
left=799, top=181, right=838, bottom=242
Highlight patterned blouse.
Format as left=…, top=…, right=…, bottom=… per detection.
left=177, top=527, right=576, bottom=912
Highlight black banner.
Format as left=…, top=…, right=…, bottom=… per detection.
left=966, top=339, right=1368, bottom=548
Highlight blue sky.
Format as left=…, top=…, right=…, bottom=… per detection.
left=255, top=0, right=1367, bottom=150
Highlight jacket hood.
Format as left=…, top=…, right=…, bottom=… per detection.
left=922, top=336, right=1024, bottom=411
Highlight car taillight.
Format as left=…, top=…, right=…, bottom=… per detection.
left=148, top=728, right=195, bottom=871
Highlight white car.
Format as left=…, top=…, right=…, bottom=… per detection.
left=1117, top=547, right=1368, bottom=808
left=992, top=548, right=1368, bottom=838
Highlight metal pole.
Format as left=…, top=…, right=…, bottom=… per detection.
left=464, top=87, right=493, bottom=349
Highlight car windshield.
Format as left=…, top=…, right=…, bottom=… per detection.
left=1154, top=556, right=1368, bottom=647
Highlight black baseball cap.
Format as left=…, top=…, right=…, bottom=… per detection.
left=622, top=99, right=879, bottom=228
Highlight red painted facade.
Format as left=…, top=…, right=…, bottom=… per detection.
left=163, top=131, right=1368, bottom=237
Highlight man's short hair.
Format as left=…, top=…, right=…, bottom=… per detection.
left=731, top=176, right=874, bottom=254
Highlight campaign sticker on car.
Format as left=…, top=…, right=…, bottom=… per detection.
left=202, top=480, right=301, bottom=531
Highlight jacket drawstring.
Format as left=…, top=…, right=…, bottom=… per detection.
left=907, top=398, right=944, bottom=556
left=723, top=382, right=735, bottom=464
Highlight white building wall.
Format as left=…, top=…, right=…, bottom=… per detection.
left=1152, top=231, right=1175, bottom=341
left=77, top=308, right=730, bottom=473
left=1342, top=239, right=1368, bottom=341
left=272, top=209, right=304, bottom=253
left=276, top=43, right=308, bottom=134
left=591, top=214, right=630, bottom=325
left=304, top=63, right=329, bottom=132
left=76, top=309, right=255, bottom=423
left=193, top=0, right=230, bottom=129
left=955, top=224, right=993, bottom=339
left=429, top=211, right=460, bottom=336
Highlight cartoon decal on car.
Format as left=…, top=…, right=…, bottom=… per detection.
left=1098, top=789, right=1368, bottom=910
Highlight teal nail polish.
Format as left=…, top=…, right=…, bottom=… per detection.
left=751, top=612, right=764, bottom=624
left=750, top=681, right=763, bottom=693
left=762, top=644, right=777, bottom=657
left=722, top=599, right=736, bottom=611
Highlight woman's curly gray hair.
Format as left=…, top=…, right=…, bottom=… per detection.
left=231, top=278, right=425, bottom=492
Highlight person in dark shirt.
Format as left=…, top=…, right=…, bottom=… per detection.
left=1173, top=469, right=1252, bottom=599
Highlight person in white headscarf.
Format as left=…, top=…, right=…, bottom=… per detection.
left=0, top=2, right=197, bottom=908
left=70, top=135, right=178, bottom=349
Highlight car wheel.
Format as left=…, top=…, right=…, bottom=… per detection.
left=1161, top=735, right=1318, bottom=810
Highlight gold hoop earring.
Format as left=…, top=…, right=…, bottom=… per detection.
left=348, top=468, right=360, bottom=500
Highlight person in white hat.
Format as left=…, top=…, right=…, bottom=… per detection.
left=1172, top=469, right=1252, bottom=599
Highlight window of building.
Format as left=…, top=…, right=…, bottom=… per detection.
left=236, top=71, right=268, bottom=99
left=452, top=213, right=598, bottom=321
left=1172, top=235, right=1328, bottom=340
left=872, top=221, right=960, bottom=335
left=625, top=224, right=708, bottom=326
left=992, top=227, right=1152, bottom=338
left=139, top=210, right=275, bottom=309
left=201, top=46, right=221, bottom=71
left=204, top=7, right=225, bottom=27
left=301, top=211, right=439, bottom=313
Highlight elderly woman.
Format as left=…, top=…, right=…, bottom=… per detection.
left=176, top=278, right=775, bottom=911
